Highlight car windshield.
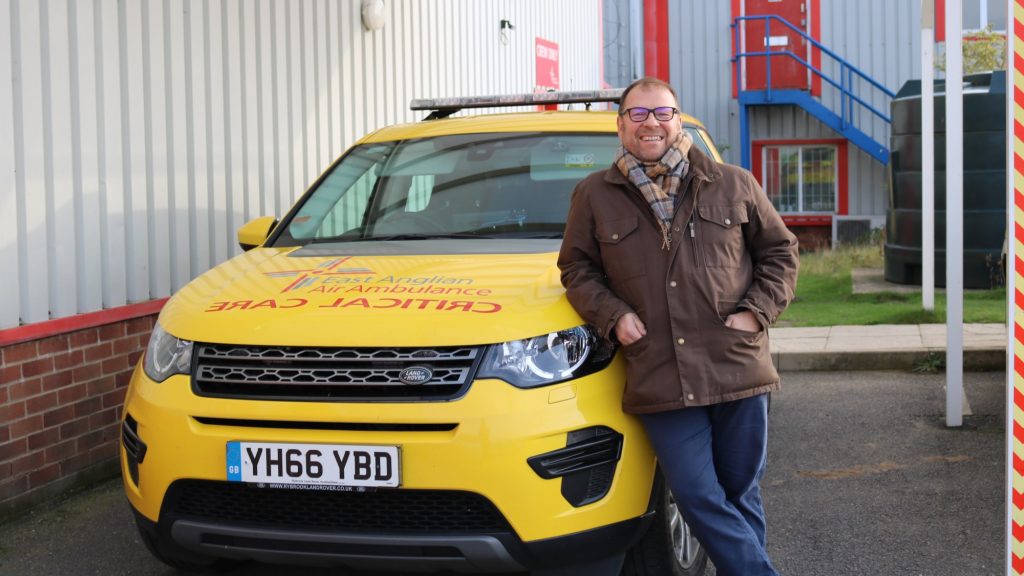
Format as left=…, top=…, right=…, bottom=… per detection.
left=273, top=128, right=716, bottom=246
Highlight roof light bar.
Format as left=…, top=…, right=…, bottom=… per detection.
left=410, top=89, right=624, bottom=120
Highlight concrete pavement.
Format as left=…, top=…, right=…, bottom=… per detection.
left=769, top=323, right=1007, bottom=372
left=0, top=321, right=1010, bottom=574
left=0, top=370, right=1005, bottom=576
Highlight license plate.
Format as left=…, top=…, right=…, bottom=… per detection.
left=226, top=442, right=400, bottom=488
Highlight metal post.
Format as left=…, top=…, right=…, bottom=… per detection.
left=848, top=68, right=854, bottom=122
left=945, top=0, right=964, bottom=428
left=922, top=0, right=935, bottom=311
left=1004, top=1, right=1015, bottom=572
left=840, top=63, right=847, bottom=129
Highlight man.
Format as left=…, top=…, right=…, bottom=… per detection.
left=558, top=77, right=798, bottom=575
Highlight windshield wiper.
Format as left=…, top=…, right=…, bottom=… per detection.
left=507, top=232, right=563, bottom=239
left=306, top=232, right=489, bottom=244
left=307, top=233, right=365, bottom=244
left=305, top=231, right=558, bottom=244
left=358, top=233, right=496, bottom=241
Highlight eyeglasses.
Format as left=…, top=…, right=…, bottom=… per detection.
left=619, top=106, right=679, bottom=122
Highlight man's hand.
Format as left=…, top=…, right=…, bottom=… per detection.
left=614, top=313, right=647, bottom=346
left=725, top=310, right=760, bottom=333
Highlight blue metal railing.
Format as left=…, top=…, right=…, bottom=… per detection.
left=731, top=14, right=896, bottom=128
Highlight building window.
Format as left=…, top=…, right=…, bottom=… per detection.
left=937, top=0, right=1006, bottom=40
left=761, top=144, right=837, bottom=214
left=964, top=0, right=1005, bottom=32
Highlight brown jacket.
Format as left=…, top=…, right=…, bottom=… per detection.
left=557, top=146, right=799, bottom=413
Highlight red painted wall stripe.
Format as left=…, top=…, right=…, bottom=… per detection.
left=731, top=0, right=741, bottom=98
left=643, top=0, right=670, bottom=82
left=0, top=299, right=168, bottom=347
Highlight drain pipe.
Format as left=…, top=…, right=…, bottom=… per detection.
left=629, top=0, right=645, bottom=80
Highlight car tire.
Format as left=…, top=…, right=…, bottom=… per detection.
left=135, top=520, right=235, bottom=573
left=622, top=479, right=708, bottom=576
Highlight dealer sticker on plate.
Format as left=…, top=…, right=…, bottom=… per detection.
left=226, top=441, right=400, bottom=488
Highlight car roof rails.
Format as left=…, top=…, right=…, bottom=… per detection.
left=410, top=89, right=624, bottom=121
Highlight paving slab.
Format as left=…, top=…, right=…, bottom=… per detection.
left=769, top=323, right=1007, bottom=371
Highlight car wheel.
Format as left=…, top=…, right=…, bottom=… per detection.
left=622, top=480, right=708, bottom=576
left=135, top=519, right=235, bottom=573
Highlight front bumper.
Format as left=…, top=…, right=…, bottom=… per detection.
left=121, top=356, right=656, bottom=568
left=132, top=498, right=652, bottom=573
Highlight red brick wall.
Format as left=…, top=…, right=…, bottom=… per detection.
left=0, top=315, right=157, bottom=518
left=790, top=225, right=832, bottom=252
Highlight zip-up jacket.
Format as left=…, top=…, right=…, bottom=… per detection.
left=558, top=146, right=799, bottom=413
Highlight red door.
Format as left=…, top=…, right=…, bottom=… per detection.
left=743, top=0, right=810, bottom=91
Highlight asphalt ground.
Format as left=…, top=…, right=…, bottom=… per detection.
left=0, top=370, right=1006, bottom=576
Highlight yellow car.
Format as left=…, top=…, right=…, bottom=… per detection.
left=122, top=90, right=722, bottom=575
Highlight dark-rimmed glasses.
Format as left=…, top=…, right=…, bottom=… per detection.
left=619, top=106, right=679, bottom=122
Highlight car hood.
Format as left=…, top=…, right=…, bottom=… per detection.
left=158, top=240, right=583, bottom=347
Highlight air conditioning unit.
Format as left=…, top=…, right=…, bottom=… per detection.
left=832, top=215, right=884, bottom=247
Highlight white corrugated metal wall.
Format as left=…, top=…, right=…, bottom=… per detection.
left=668, top=0, right=923, bottom=219
left=666, top=0, right=736, bottom=159
left=0, top=0, right=603, bottom=330
left=817, top=0, right=920, bottom=217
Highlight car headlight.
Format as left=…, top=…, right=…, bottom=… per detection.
left=477, top=325, right=614, bottom=388
left=143, top=324, right=193, bottom=382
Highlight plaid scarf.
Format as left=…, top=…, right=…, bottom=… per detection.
left=614, top=131, right=693, bottom=250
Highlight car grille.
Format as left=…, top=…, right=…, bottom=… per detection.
left=192, top=344, right=482, bottom=401
left=163, top=480, right=512, bottom=533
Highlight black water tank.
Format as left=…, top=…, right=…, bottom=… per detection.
left=885, top=71, right=1006, bottom=289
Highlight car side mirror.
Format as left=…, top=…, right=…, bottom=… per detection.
left=237, top=216, right=279, bottom=251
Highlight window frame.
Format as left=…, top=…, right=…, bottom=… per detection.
left=751, top=138, right=848, bottom=227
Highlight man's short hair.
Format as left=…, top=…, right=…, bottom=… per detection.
left=619, top=77, right=678, bottom=110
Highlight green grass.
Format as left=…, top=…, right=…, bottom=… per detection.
left=777, top=243, right=1007, bottom=327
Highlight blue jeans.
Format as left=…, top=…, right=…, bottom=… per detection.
left=639, top=394, right=778, bottom=576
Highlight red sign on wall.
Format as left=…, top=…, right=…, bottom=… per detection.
left=535, top=37, right=560, bottom=92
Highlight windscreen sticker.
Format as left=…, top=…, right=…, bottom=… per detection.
left=205, top=257, right=503, bottom=314
left=564, top=153, right=595, bottom=168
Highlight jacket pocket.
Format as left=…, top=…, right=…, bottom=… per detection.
left=697, top=204, right=749, bottom=268
left=596, top=215, right=646, bottom=280
left=716, top=300, right=739, bottom=321
left=621, top=334, right=650, bottom=359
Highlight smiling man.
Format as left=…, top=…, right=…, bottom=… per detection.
left=558, top=77, right=799, bottom=576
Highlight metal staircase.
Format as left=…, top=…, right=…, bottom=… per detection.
left=732, top=14, right=895, bottom=167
